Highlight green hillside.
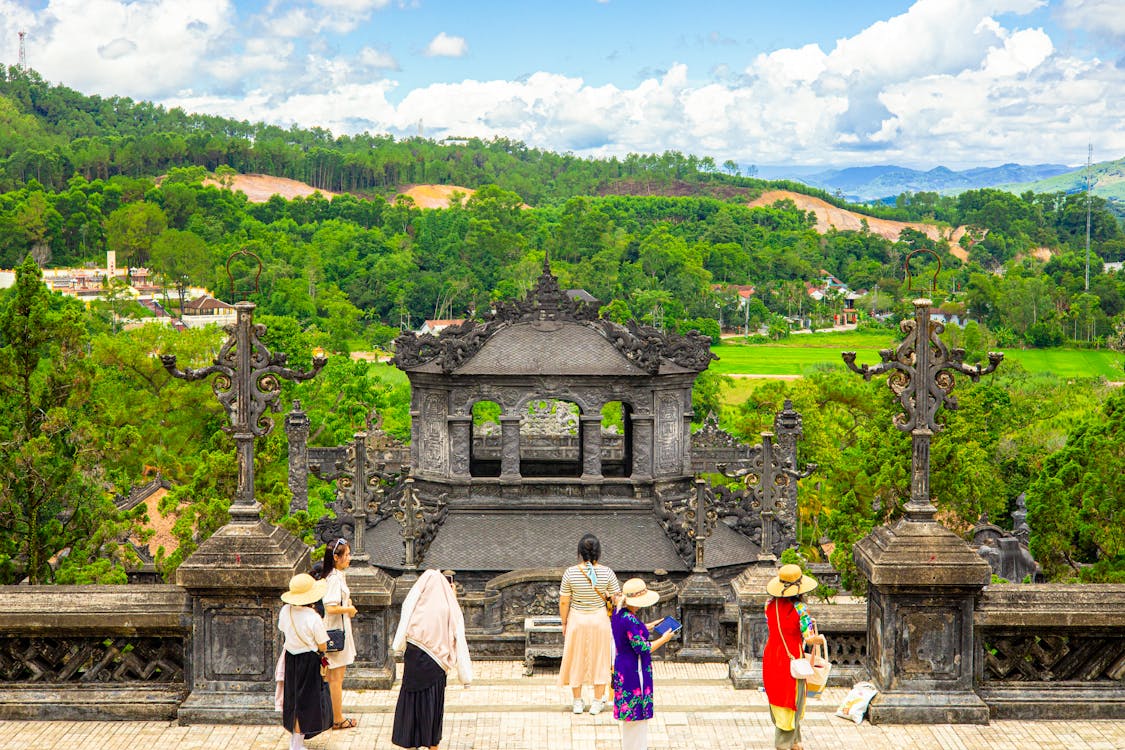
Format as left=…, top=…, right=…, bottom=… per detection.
left=1000, top=156, right=1125, bottom=211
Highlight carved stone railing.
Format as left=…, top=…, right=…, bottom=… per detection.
left=974, top=584, right=1125, bottom=719
left=0, top=585, right=191, bottom=720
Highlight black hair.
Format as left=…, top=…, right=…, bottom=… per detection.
left=578, top=533, right=600, bottom=563
left=316, top=537, right=350, bottom=580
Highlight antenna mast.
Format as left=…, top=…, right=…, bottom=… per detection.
left=1085, top=143, right=1092, bottom=292
left=17, top=31, right=27, bottom=70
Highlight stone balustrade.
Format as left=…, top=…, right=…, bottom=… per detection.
left=974, top=583, right=1125, bottom=719
left=0, top=585, right=191, bottom=720
left=0, top=575, right=1121, bottom=723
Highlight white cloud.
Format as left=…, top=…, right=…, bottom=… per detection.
left=359, top=46, right=399, bottom=71
left=1058, top=0, right=1125, bottom=38
left=311, top=0, right=392, bottom=10
left=3, top=0, right=234, bottom=99
left=425, top=32, right=468, bottom=58
left=4, top=0, right=1124, bottom=169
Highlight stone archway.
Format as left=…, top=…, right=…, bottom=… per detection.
left=518, top=398, right=582, bottom=477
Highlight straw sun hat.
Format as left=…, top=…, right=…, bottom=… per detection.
left=281, top=573, right=328, bottom=606
left=622, top=577, right=660, bottom=608
left=766, top=564, right=818, bottom=598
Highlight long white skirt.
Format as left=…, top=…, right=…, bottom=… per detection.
left=620, top=719, right=649, bottom=750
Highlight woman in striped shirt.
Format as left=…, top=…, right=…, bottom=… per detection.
left=558, top=533, right=621, bottom=715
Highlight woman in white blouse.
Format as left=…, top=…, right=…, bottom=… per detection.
left=278, top=573, right=330, bottom=750
left=318, top=537, right=359, bottom=730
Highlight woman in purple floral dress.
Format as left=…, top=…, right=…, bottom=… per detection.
left=610, top=578, right=676, bottom=750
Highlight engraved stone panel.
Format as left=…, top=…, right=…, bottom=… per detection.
left=656, top=393, right=681, bottom=474
left=421, top=392, right=449, bottom=474
left=206, top=611, right=268, bottom=680
left=898, top=607, right=958, bottom=678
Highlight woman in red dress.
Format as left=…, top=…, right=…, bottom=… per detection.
left=763, top=564, right=824, bottom=750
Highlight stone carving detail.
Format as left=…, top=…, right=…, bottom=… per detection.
left=421, top=392, right=448, bottom=474
left=0, top=636, right=185, bottom=683
left=656, top=394, right=681, bottom=473
left=655, top=484, right=696, bottom=563
left=500, top=582, right=562, bottom=633
left=982, top=635, right=1125, bottom=682
left=712, top=425, right=814, bottom=557
left=393, top=259, right=715, bottom=375
left=828, top=633, right=868, bottom=668
left=972, top=495, right=1042, bottom=583
left=393, top=479, right=448, bottom=567
left=522, top=400, right=579, bottom=436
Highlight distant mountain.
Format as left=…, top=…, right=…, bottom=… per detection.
left=999, top=156, right=1125, bottom=204
left=793, top=163, right=1074, bottom=200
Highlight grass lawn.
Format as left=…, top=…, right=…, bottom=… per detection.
left=711, top=330, right=1124, bottom=380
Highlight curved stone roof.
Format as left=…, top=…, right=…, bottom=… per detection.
left=392, top=258, right=716, bottom=376
left=453, top=321, right=647, bottom=376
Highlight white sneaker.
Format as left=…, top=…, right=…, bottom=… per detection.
left=588, top=699, right=606, bottom=716
left=572, top=698, right=585, bottom=714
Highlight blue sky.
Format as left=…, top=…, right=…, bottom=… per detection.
left=2, top=0, right=1123, bottom=169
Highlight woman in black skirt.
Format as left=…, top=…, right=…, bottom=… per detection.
left=391, top=569, right=473, bottom=750
left=279, top=573, right=332, bottom=750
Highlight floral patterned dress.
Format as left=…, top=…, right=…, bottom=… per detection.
left=610, top=608, right=654, bottom=722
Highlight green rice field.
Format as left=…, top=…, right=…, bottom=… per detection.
left=711, top=331, right=1124, bottom=380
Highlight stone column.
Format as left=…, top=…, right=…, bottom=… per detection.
left=676, top=571, right=726, bottom=662
left=854, top=518, right=991, bottom=724
left=447, top=416, right=472, bottom=478
left=579, top=414, right=603, bottom=481
left=499, top=415, right=522, bottom=480
left=728, top=564, right=776, bottom=687
left=339, top=564, right=396, bottom=689
left=175, top=521, right=310, bottom=724
left=284, top=404, right=310, bottom=513
left=630, top=414, right=654, bottom=480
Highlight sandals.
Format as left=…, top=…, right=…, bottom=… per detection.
left=332, top=718, right=358, bottom=730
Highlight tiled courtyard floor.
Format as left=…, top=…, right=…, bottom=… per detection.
left=1, top=661, right=1121, bottom=750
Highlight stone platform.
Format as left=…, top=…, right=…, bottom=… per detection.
left=2, top=661, right=1121, bottom=750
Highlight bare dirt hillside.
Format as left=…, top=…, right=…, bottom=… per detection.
left=398, top=184, right=477, bottom=208
left=201, top=173, right=337, bottom=202
left=750, top=190, right=972, bottom=261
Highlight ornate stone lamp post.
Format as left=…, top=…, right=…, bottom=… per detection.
left=162, top=305, right=326, bottom=521
left=159, top=253, right=326, bottom=723
left=676, top=479, right=726, bottom=661
left=841, top=256, right=1002, bottom=724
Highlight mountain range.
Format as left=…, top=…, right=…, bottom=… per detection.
left=793, top=163, right=1075, bottom=201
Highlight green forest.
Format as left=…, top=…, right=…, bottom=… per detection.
left=0, top=66, right=1122, bottom=588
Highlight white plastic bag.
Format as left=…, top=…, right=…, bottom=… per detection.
left=835, top=681, right=878, bottom=725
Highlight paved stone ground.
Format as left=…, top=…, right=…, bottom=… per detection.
left=1, top=662, right=1122, bottom=750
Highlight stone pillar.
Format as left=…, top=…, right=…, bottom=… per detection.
left=728, top=564, right=776, bottom=687
left=340, top=564, right=396, bottom=689
left=447, top=416, right=472, bottom=478
left=630, top=415, right=654, bottom=480
left=499, top=415, right=522, bottom=480
left=676, top=571, right=726, bottom=661
left=681, top=404, right=694, bottom=475
left=854, top=518, right=991, bottom=724
left=284, top=404, right=310, bottom=513
left=579, top=415, right=603, bottom=480
left=175, top=520, right=310, bottom=724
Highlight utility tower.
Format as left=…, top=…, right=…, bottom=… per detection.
left=1085, top=143, right=1093, bottom=292
left=17, top=31, right=27, bottom=70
